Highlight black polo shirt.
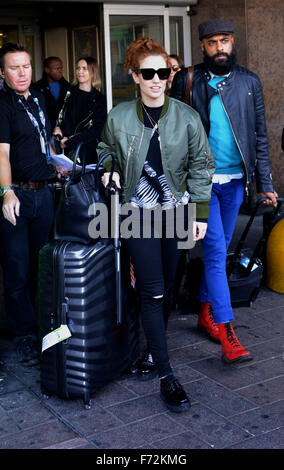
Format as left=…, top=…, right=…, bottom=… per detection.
left=0, top=83, right=54, bottom=182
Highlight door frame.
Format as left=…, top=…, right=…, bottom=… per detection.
left=103, top=3, right=191, bottom=111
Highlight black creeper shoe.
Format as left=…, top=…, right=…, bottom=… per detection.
left=160, top=374, right=191, bottom=413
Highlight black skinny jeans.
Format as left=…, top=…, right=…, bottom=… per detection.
left=124, top=208, right=185, bottom=377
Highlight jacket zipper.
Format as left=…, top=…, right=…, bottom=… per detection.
left=137, top=125, right=145, bottom=155
left=125, top=135, right=136, bottom=181
left=68, top=110, right=94, bottom=140
left=125, top=125, right=144, bottom=195
left=218, top=89, right=249, bottom=194
left=203, top=149, right=211, bottom=180
left=75, top=110, right=93, bottom=134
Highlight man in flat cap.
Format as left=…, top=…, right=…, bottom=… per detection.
left=171, top=19, right=277, bottom=364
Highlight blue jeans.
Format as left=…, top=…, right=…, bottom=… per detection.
left=199, top=178, right=244, bottom=323
left=0, top=184, right=54, bottom=339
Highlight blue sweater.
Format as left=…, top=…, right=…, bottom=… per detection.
left=208, top=76, right=243, bottom=174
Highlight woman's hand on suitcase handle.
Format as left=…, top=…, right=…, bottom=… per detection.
left=101, top=171, right=121, bottom=191
left=259, top=191, right=278, bottom=207
left=193, top=221, right=207, bottom=241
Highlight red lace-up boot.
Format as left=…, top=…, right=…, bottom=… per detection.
left=218, top=322, right=253, bottom=364
left=197, top=302, right=220, bottom=343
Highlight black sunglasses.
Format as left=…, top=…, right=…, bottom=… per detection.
left=135, top=67, right=171, bottom=80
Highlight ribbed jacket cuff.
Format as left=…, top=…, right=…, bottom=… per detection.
left=103, top=159, right=120, bottom=174
left=195, top=201, right=210, bottom=220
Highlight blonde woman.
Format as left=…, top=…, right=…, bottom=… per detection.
left=54, top=56, right=107, bottom=164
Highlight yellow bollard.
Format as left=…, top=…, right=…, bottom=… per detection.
left=266, top=218, right=284, bottom=294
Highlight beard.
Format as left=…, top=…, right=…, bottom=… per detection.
left=203, top=47, right=237, bottom=75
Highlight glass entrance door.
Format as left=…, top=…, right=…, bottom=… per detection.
left=103, top=4, right=191, bottom=110
left=110, top=15, right=164, bottom=106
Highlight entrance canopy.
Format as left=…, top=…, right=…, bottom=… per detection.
left=7, top=0, right=197, bottom=4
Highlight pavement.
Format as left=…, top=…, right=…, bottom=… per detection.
left=0, top=211, right=283, bottom=451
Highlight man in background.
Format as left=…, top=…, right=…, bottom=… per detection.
left=33, top=56, right=70, bottom=129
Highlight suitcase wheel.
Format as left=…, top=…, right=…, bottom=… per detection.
left=84, top=399, right=92, bottom=410
left=41, top=391, right=51, bottom=400
left=83, top=393, right=92, bottom=409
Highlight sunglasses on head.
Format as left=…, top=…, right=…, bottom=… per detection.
left=135, top=67, right=171, bottom=80
left=171, top=65, right=181, bottom=72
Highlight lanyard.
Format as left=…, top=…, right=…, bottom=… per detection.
left=18, top=95, right=50, bottom=156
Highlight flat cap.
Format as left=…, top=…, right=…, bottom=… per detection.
left=198, top=18, right=234, bottom=40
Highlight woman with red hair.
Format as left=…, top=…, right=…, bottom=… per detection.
left=97, top=38, right=215, bottom=413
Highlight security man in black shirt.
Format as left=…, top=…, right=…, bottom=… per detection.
left=0, top=43, right=55, bottom=365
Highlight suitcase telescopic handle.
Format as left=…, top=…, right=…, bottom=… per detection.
left=227, top=197, right=284, bottom=277
left=97, top=152, right=122, bottom=324
left=238, top=197, right=284, bottom=248
left=110, top=186, right=122, bottom=325
left=97, top=151, right=120, bottom=238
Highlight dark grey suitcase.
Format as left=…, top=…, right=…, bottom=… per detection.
left=38, top=239, right=139, bottom=408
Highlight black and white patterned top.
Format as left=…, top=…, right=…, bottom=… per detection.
left=130, top=104, right=190, bottom=209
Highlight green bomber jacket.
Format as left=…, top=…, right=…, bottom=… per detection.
left=96, top=95, right=215, bottom=219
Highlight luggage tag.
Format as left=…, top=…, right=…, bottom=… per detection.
left=42, top=324, right=72, bottom=352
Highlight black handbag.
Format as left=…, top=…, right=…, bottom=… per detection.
left=54, top=143, right=116, bottom=244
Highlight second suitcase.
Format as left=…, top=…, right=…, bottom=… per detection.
left=226, top=197, right=284, bottom=307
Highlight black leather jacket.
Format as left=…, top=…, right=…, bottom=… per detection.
left=170, top=63, right=274, bottom=193
left=61, top=85, right=107, bottom=164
